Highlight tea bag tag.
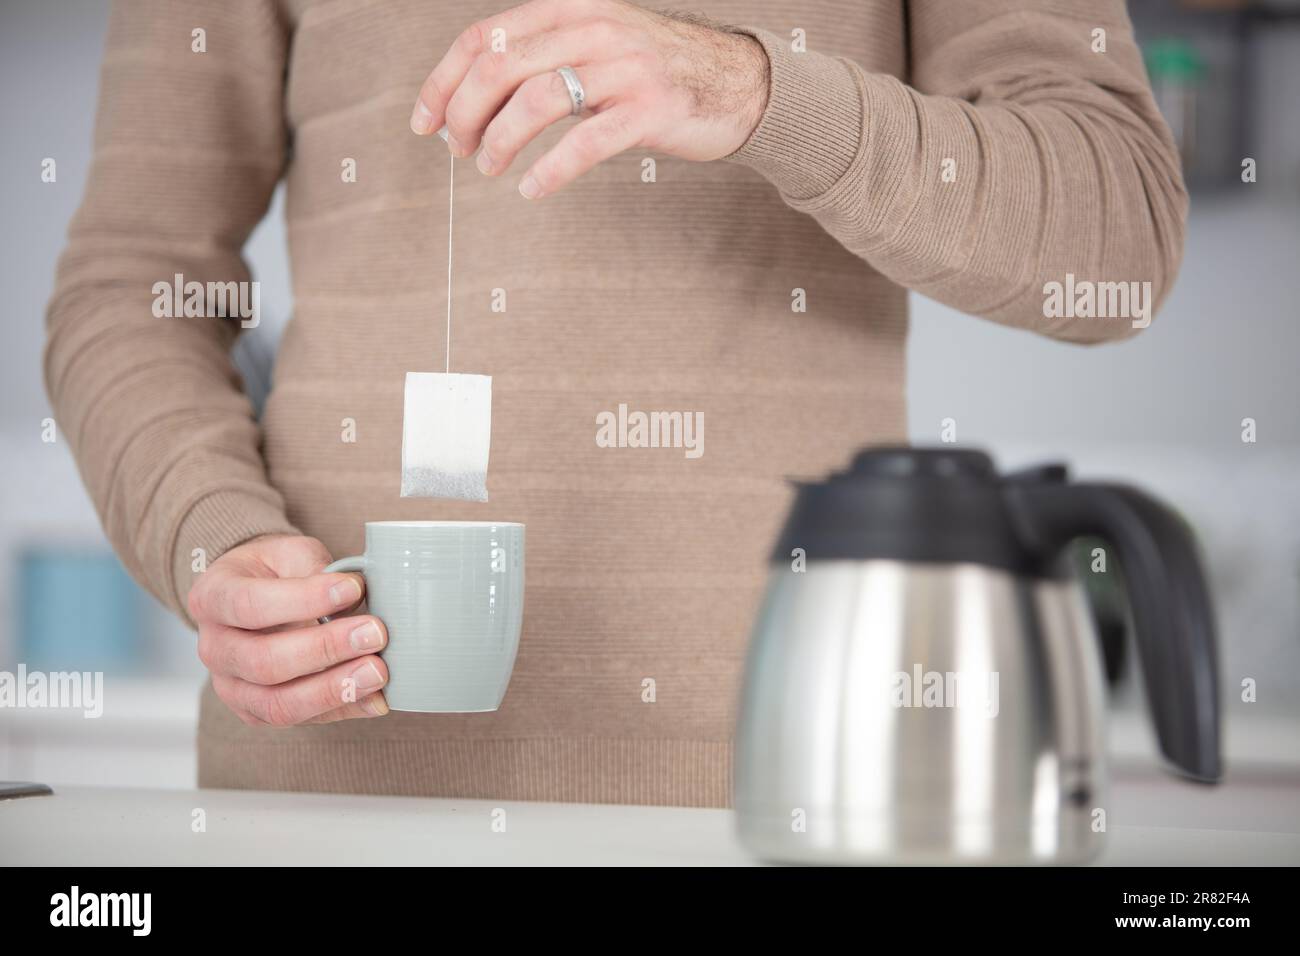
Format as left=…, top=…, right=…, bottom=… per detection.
left=400, top=372, right=491, bottom=501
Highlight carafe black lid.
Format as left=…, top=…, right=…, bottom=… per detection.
left=773, top=446, right=1064, bottom=574
left=843, top=447, right=998, bottom=480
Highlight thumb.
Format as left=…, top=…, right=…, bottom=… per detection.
left=255, top=534, right=336, bottom=578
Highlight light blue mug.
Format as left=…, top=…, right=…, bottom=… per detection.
left=324, top=521, right=525, bottom=713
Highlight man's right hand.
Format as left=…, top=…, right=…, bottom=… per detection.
left=187, top=534, right=390, bottom=725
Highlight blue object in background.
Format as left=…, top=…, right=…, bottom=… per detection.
left=17, top=549, right=144, bottom=673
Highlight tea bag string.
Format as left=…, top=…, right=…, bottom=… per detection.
left=445, top=155, right=454, bottom=374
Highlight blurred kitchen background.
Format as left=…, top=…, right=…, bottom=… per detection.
left=1, top=0, right=1297, bottom=789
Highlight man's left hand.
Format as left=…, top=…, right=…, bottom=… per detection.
left=409, top=0, right=769, bottom=198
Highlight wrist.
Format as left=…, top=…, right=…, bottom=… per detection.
left=731, top=32, right=770, bottom=147
left=722, top=26, right=865, bottom=201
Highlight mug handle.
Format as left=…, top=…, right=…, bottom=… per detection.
left=319, top=555, right=367, bottom=625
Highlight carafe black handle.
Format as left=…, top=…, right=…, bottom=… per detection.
left=1007, top=482, right=1222, bottom=782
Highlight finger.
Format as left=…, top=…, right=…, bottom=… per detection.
left=411, top=0, right=572, bottom=137
left=518, top=106, right=641, bottom=199
left=479, top=62, right=624, bottom=176
left=443, top=24, right=630, bottom=156
left=210, top=675, right=262, bottom=726
left=205, top=615, right=388, bottom=685
left=228, top=655, right=390, bottom=727
left=304, top=692, right=390, bottom=724
left=194, top=569, right=365, bottom=630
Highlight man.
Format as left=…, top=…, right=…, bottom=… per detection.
left=45, top=0, right=1184, bottom=804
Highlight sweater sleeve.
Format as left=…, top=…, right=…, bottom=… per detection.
left=727, top=1, right=1188, bottom=343
left=44, top=0, right=299, bottom=622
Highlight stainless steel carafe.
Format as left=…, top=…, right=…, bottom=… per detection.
left=735, top=448, right=1221, bottom=865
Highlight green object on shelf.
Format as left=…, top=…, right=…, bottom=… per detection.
left=1145, top=37, right=1205, bottom=81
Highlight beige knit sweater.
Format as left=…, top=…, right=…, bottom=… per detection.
left=46, top=0, right=1184, bottom=805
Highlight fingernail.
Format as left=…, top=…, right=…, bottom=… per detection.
left=352, top=661, right=385, bottom=693
left=410, top=100, right=433, bottom=134
left=349, top=620, right=383, bottom=651
left=476, top=149, right=494, bottom=175
left=364, top=693, right=389, bottom=717
left=519, top=174, right=542, bottom=199
left=329, top=577, right=362, bottom=608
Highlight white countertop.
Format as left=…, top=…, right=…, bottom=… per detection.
left=4, top=765, right=1299, bottom=866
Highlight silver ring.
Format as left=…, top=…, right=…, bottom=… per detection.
left=556, top=65, right=585, bottom=115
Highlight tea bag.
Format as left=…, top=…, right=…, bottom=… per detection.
left=400, top=371, right=491, bottom=501
left=398, top=128, right=492, bottom=502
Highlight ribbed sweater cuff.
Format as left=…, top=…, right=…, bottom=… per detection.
left=170, top=488, right=299, bottom=625
left=725, top=26, right=865, bottom=201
